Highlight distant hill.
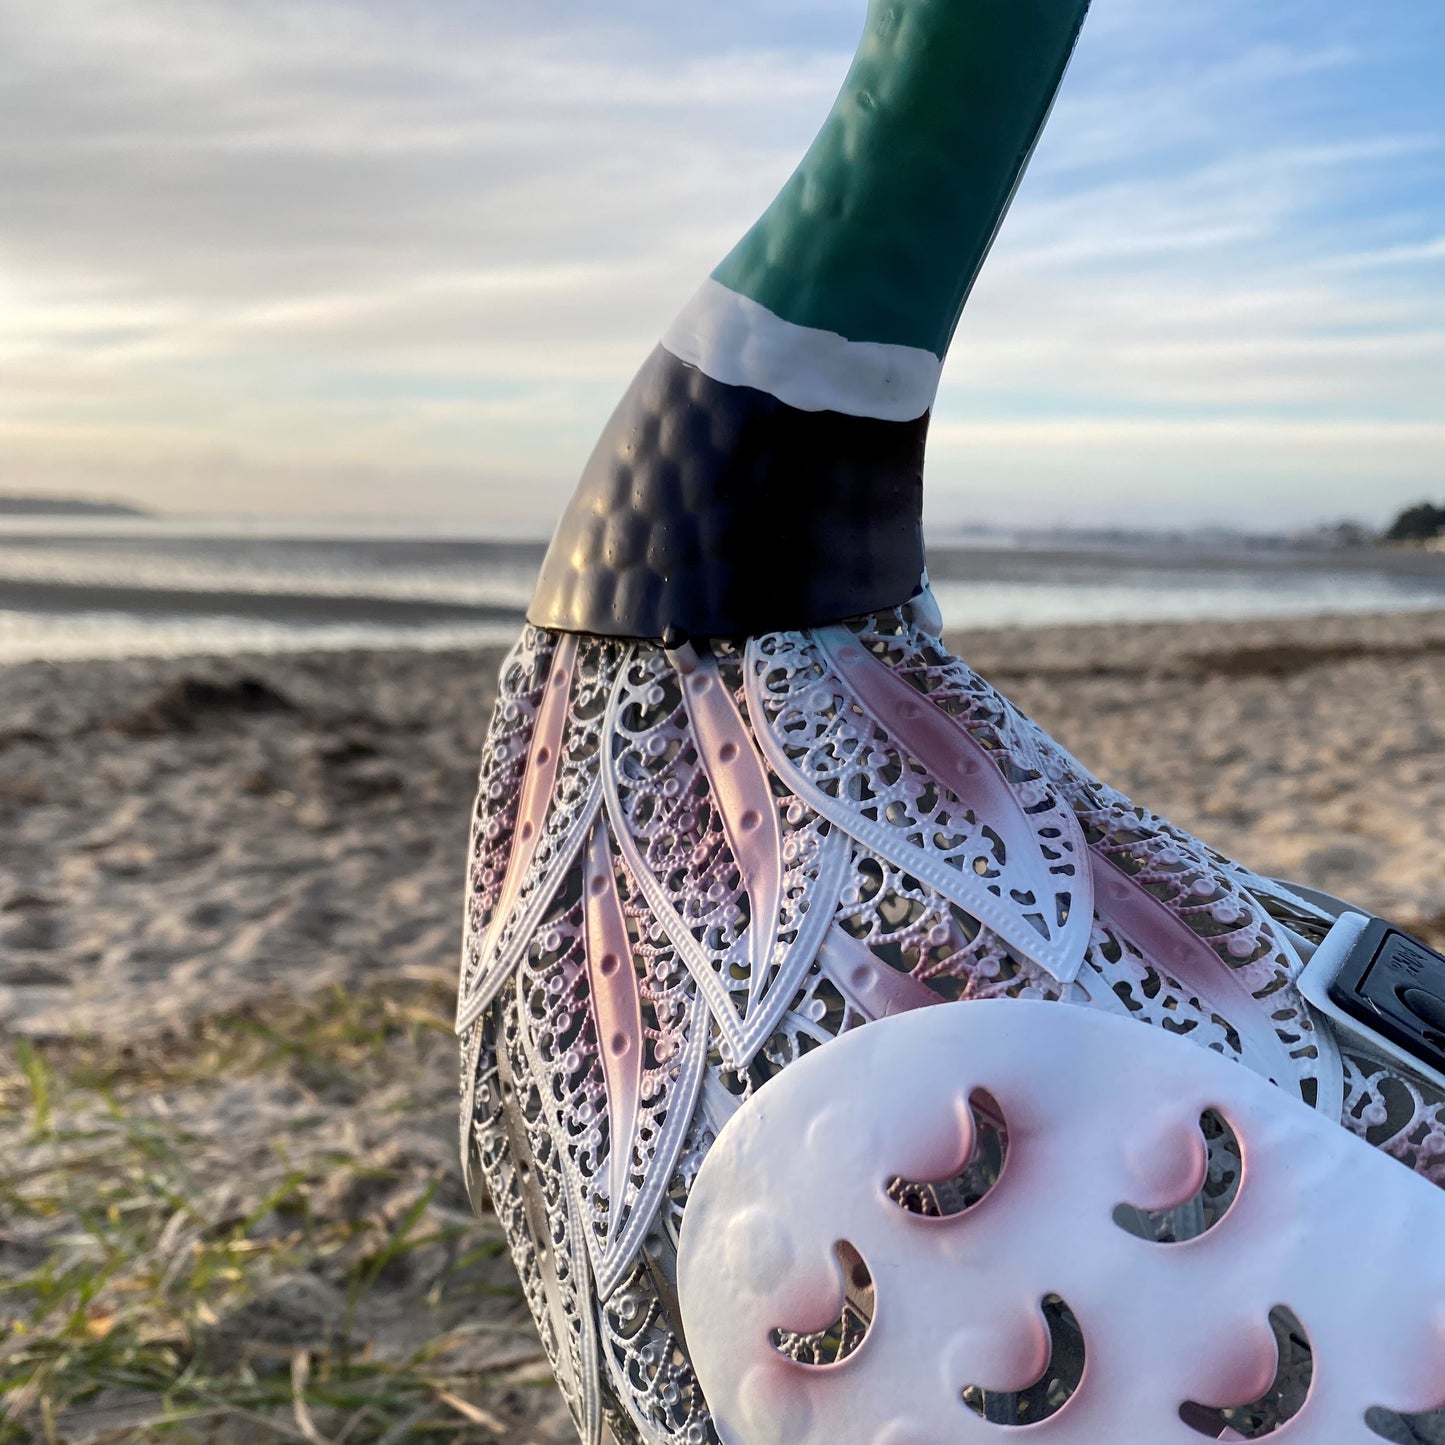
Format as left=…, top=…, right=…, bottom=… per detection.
left=1384, top=501, right=1445, bottom=544
left=0, top=495, right=151, bottom=517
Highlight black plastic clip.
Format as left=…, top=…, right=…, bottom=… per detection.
left=1327, top=918, right=1445, bottom=1081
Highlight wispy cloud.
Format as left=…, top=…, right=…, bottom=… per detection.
left=0, top=0, right=1440, bottom=526
left=1327, top=236, right=1445, bottom=270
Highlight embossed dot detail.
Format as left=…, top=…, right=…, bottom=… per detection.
left=527, top=350, right=926, bottom=637
left=724, top=1206, right=795, bottom=1292
left=739, top=1362, right=813, bottom=1442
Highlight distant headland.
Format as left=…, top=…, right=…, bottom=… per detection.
left=0, top=494, right=151, bottom=517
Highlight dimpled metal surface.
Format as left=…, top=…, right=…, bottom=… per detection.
left=527, top=347, right=927, bottom=641
left=459, top=607, right=1445, bottom=1442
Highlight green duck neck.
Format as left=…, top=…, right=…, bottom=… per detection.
left=529, top=0, right=1090, bottom=642
left=714, top=0, right=1088, bottom=360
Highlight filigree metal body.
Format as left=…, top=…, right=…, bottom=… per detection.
left=458, top=607, right=1445, bottom=1441
left=456, top=0, right=1445, bottom=1435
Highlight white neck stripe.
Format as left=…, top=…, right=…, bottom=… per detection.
left=660, top=279, right=941, bottom=423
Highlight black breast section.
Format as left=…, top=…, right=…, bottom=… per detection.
left=527, top=346, right=928, bottom=641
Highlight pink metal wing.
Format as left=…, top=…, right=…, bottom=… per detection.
left=678, top=1000, right=1445, bottom=1443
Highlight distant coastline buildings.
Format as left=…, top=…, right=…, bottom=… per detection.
left=0, top=495, right=149, bottom=518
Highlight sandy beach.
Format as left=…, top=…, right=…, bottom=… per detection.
left=4, top=608, right=1445, bottom=1441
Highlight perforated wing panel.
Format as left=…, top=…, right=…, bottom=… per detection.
left=677, top=1000, right=1445, bottom=1444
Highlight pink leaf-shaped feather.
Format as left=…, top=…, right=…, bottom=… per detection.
left=671, top=644, right=784, bottom=984
left=815, top=925, right=942, bottom=1021
left=747, top=628, right=1091, bottom=984
left=606, top=646, right=845, bottom=1068
left=582, top=824, right=646, bottom=1232
left=458, top=634, right=599, bottom=1032
left=1088, top=853, right=1300, bottom=1081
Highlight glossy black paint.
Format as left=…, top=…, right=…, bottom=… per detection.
left=528, top=346, right=928, bottom=641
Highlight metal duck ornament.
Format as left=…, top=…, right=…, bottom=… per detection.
left=457, top=2, right=1445, bottom=1440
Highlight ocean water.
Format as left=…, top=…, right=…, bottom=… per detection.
left=2, top=516, right=1444, bottom=663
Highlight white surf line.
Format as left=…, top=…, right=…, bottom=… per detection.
left=660, top=277, right=941, bottom=423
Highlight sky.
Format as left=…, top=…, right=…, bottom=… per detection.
left=1, top=0, right=1442, bottom=534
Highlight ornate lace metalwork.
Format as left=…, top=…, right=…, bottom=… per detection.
left=458, top=609, right=1445, bottom=1443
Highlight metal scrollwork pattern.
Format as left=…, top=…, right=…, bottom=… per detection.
left=458, top=610, right=1445, bottom=1443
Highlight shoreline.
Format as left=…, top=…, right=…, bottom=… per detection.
left=4, top=607, right=1445, bottom=1042
left=0, top=576, right=526, bottom=631
left=4, top=592, right=1445, bottom=667
left=2, top=532, right=1444, bottom=667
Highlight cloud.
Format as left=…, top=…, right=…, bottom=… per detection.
left=1328, top=236, right=1445, bottom=269
left=0, top=0, right=1441, bottom=527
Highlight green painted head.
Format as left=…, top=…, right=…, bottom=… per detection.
left=529, top=0, right=1092, bottom=640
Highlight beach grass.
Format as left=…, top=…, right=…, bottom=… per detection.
left=0, top=980, right=560, bottom=1445
left=6, top=618, right=1445, bottom=1442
